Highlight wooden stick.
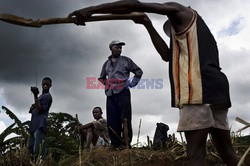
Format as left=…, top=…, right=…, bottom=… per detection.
left=75, top=114, right=82, bottom=166
left=124, top=118, right=129, bottom=149
left=147, top=135, right=152, bottom=148
left=237, top=124, right=250, bottom=133
left=236, top=117, right=250, bottom=126
left=108, top=126, right=124, bottom=144
left=236, top=117, right=250, bottom=132
left=180, top=132, right=184, bottom=144
left=0, top=12, right=145, bottom=28
left=136, top=119, right=142, bottom=148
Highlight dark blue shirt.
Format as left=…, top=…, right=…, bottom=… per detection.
left=29, top=93, right=52, bottom=133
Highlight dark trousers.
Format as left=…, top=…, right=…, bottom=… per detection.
left=106, top=89, right=132, bottom=147
left=28, top=128, right=46, bottom=159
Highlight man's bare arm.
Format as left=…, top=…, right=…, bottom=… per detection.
left=77, top=122, right=94, bottom=132
left=68, top=1, right=184, bottom=25
left=69, top=1, right=192, bottom=35
left=134, top=15, right=170, bottom=61
left=31, top=87, right=43, bottom=112
left=88, top=1, right=181, bottom=15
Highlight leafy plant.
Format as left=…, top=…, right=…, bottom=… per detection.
left=1, top=106, right=28, bottom=140
left=45, top=112, right=80, bottom=163
left=0, top=123, right=16, bottom=153
left=0, top=106, right=29, bottom=154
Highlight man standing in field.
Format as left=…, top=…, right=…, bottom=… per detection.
left=28, top=77, right=52, bottom=160
left=98, top=40, right=143, bottom=149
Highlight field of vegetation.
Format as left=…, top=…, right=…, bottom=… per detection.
left=0, top=106, right=249, bottom=166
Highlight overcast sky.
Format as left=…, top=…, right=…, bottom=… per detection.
left=1, top=0, right=250, bottom=145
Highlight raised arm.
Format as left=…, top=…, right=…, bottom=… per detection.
left=31, top=87, right=42, bottom=112
left=68, top=1, right=191, bottom=28
left=69, top=1, right=177, bottom=17
left=85, top=1, right=181, bottom=15
left=133, top=15, right=170, bottom=61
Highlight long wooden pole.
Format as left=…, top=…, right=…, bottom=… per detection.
left=0, top=12, right=145, bottom=28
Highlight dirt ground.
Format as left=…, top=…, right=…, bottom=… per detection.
left=61, top=146, right=250, bottom=166
left=65, top=147, right=187, bottom=166
left=55, top=135, right=250, bottom=166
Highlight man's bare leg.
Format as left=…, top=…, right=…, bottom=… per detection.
left=85, top=128, right=94, bottom=149
left=79, top=129, right=87, bottom=149
left=209, top=128, right=239, bottom=166
left=86, top=128, right=99, bottom=149
left=184, top=128, right=209, bottom=166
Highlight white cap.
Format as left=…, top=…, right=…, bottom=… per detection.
left=109, top=40, right=125, bottom=50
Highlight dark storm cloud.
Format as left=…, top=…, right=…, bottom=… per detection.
left=0, top=0, right=104, bottom=112
left=0, top=0, right=81, bottom=82
left=0, top=0, right=151, bottom=116
left=0, top=0, right=73, bottom=18
left=0, top=0, right=145, bottom=84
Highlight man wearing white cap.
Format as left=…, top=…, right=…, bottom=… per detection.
left=98, top=40, right=143, bottom=149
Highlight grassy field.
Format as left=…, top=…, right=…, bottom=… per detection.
left=0, top=134, right=249, bottom=166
